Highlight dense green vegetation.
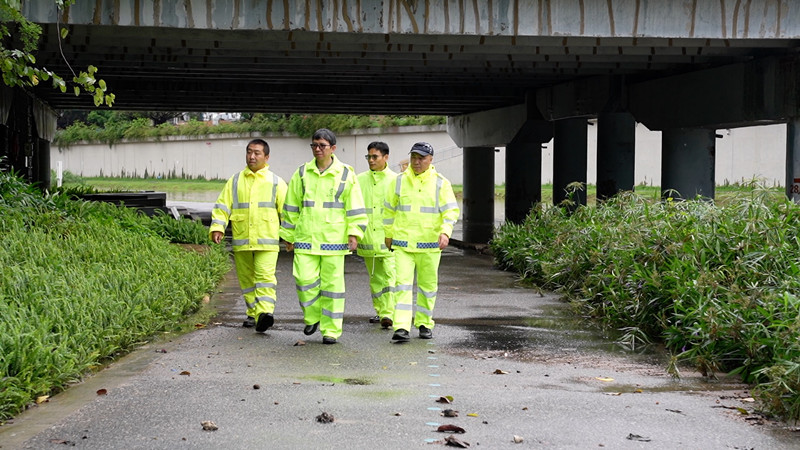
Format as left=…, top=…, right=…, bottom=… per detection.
left=491, top=187, right=800, bottom=420
left=0, top=169, right=230, bottom=421
left=53, top=113, right=446, bottom=147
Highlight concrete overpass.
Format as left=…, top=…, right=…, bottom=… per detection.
left=4, top=0, right=800, bottom=243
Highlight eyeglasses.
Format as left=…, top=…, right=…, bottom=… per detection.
left=364, top=154, right=381, bottom=161
left=310, top=143, right=331, bottom=150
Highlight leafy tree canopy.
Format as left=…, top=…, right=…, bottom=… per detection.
left=0, top=0, right=114, bottom=106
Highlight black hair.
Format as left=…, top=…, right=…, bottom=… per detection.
left=247, top=138, right=270, bottom=155
left=367, top=141, right=389, bottom=156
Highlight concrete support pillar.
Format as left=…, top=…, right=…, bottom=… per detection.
left=505, top=140, right=542, bottom=224
left=787, top=118, right=800, bottom=202
left=596, top=112, right=635, bottom=200
left=553, top=118, right=588, bottom=208
left=462, top=146, right=495, bottom=244
left=35, top=138, right=51, bottom=191
left=661, top=128, right=716, bottom=200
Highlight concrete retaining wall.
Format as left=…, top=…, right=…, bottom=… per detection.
left=51, top=123, right=787, bottom=187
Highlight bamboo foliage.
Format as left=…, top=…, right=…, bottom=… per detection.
left=491, top=189, right=800, bottom=420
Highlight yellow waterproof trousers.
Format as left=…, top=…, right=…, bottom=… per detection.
left=233, top=250, right=278, bottom=318
left=293, top=253, right=346, bottom=339
left=362, top=255, right=396, bottom=320
left=392, top=249, right=441, bottom=331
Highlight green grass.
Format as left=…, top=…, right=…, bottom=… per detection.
left=1, top=170, right=231, bottom=421
left=490, top=186, right=800, bottom=421
left=68, top=176, right=227, bottom=192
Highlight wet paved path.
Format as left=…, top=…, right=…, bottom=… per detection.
left=2, top=248, right=799, bottom=449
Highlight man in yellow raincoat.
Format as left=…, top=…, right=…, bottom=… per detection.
left=280, top=129, right=367, bottom=344
left=209, top=138, right=287, bottom=333
left=356, top=141, right=397, bottom=329
left=384, top=142, right=460, bottom=341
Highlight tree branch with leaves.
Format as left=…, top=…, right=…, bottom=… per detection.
left=0, top=0, right=114, bottom=106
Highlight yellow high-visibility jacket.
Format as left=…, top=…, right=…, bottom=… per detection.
left=383, top=165, right=460, bottom=252
left=280, top=155, right=367, bottom=255
left=209, top=165, right=287, bottom=252
left=356, top=166, right=397, bottom=258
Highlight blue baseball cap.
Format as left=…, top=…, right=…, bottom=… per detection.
left=409, top=142, right=434, bottom=156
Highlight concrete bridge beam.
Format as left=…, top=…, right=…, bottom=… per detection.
left=446, top=104, right=528, bottom=148
left=596, top=112, right=636, bottom=200
left=462, top=146, right=495, bottom=244
left=661, top=128, right=716, bottom=200
left=553, top=118, right=588, bottom=209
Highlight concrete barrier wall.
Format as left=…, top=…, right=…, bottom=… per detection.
left=52, top=123, right=787, bottom=187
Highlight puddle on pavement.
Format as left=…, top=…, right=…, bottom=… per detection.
left=302, top=375, right=374, bottom=385
left=443, top=301, right=673, bottom=368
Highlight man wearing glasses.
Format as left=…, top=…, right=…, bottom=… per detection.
left=356, top=142, right=398, bottom=330
left=384, top=142, right=459, bottom=342
left=280, top=129, right=367, bottom=344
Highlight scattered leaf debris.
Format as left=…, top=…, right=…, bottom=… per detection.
left=512, top=435, right=524, bottom=443
left=437, top=424, right=466, bottom=434
left=294, top=340, right=306, bottom=346
left=466, top=413, right=479, bottom=417
left=436, top=396, right=454, bottom=404
left=179, top=371, right=191, bottom=376
left=155, top=349, right=167, bottom=353
left=253, top=384, right=260, bottom=390
left=441, top=409, right=459, bottom=417
left=96, top=389, right=107, bottom=396
left=201, top=421, right=218, bottom=431
left=595, top=377, right=614, bottom=382
left=493, top=369, right=508, bottom=375
left=316, top=412, right=335, bottom=423
left=36, top=395, right=49, bottom=404
left=444, top=435, right=470, bottom=447
left=626, top=433, right=650, bottom=442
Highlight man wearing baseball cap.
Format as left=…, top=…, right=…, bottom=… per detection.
left=384, top=142, right=460, bottom=341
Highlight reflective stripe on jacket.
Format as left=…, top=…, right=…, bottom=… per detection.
left=209, top=165, right=287, bottom=252
left=383, top=165, right=459, bottom=252
left=356, top=166, right=397, bottom=257
left=280, top=155, right=367, bottom=255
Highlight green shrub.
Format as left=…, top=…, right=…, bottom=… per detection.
left=0, top=170, right=230, bottom=421
left=491, top=189, right=800, bottom=420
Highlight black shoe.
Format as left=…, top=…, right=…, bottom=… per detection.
left=418, top=325, right=433, bottom=339
left=243, top=316, right=255, bottom=328
left=369, top=315, right=381, bottom=323
left=380, top=317, right=393, bottom=329
left=392, top=329, right=410, bottom=342
left=322, top=336, right=337, bottom=345
left=255, top=313, right=274, bottom=332
left=303, top=322, right=319, bottom=336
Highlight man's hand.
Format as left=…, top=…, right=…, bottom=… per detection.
left=348, top=235, right=358, bottom=252
left=385, top=237, right=393, bottom=251
left=284, top=242, right=294, bottom=252
left=211, top=231, right=223, bottom=244
left=438, top=233, right=449, bottom=250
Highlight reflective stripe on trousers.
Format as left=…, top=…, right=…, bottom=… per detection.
left=233, top=250, right=279, bottom=317
left=362, top=255, right=396, bottom=319
left=392, top=249, right=441, bottom=331
left=293, top=253, right=346, bottom=339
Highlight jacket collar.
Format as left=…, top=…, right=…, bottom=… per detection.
left=245, top=164, right=270, bottom=177
left=309, top=154, right=342, bottom=175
